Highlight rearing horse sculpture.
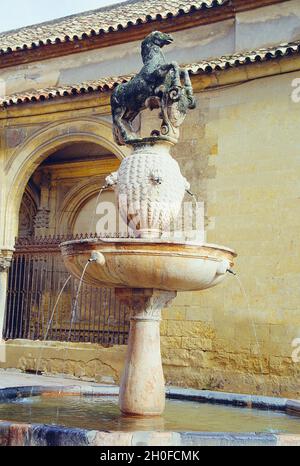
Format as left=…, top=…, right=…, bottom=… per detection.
left=111, top=31, right=196, bottom=146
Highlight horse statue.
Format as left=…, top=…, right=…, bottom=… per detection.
left=111, top=31, right=196, bottom=146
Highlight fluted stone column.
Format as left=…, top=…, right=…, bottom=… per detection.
left=0, top=250, right=13, bottom=343
left=116, top=288, right=176, bottom=416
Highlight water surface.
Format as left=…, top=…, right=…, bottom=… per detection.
left=0, top=395, right=299, bottom=433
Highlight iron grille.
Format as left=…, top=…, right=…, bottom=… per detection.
left=3, top=235, right=129, bottom=346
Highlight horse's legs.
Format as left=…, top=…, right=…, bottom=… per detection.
left=180, top=69, right=196, bottom=109
left=112, top=105, right=131, bottom=145
left=159, top=63, right=181, bottom=88
left=170, top=62, right=181, bottom=87
left=181, top=69, right=191, bottom=89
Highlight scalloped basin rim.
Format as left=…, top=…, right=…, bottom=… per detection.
left=59, top=237, right=237, bottom=256
left=59, top=239, right=237, bottom=291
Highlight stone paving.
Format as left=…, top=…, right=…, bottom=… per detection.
left=0, top=368, right=112, bottom=390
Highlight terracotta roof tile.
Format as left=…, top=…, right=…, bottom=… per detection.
left=0, top=76, right=131, bottom=106
left=0, top=0, right=227, bottom=53
left=1, top=40, right=298, bottom=108
left=186, top=41, right=300, bottom=73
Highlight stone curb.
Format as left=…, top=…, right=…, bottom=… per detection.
left=0, top=384, right=119, bottom=400
left=0, top=421, right=300, bottom=446
left=286, top=400, right=300, bottom=416
left=166, top=387, right=290, bottom=411
left=1, top=384, right=297, bottom=413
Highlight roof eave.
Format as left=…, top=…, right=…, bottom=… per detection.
left=0, top=0, right=289, bottom=70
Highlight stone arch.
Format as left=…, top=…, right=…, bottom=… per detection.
left=18, top=183, right=39, bottom=238
left=4, top=118, right=127, bottom=248
left=57, top=176, right=113, bottom=234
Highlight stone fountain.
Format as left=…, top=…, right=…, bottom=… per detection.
left=60, top=31, right=236, bottom=417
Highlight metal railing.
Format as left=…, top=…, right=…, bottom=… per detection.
left=3, top=235, right=129, bottom=346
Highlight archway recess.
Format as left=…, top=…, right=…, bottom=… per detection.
left=3, top=118, right=128, bottom=248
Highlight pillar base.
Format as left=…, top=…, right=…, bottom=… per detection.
left=116, top=288, right=176, bottom=416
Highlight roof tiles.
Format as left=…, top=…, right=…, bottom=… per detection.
left=0, top=0, right=227, bottom=53
left=1, top=40, right=298, bottom=108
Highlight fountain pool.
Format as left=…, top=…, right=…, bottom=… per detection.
left=1, top=395, right=300, bottom=434
left=0, top=385, right=299, bottom=446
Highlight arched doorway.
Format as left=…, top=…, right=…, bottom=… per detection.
left=17, top=141, right=120, bottom=238
left=4, top=140, right=129, bottom=345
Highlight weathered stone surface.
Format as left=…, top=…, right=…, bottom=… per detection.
left=132, top=431, right=181, bottom=446
left=88, top=431, right=133, bottom=446
left=161, top=336, right=182, bottom=349
left=0, top=340, right=126, bottom=384
left=180, top=432, right=277, bottom=446
left=167, top=321, right=215, bottom=338
left=182, top=337, right=212, bottom=351
left=276, top=434, right=300, bottom=447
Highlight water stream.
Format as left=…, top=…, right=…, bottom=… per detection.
left=64, top=261, right=91, bottom=358
left=185, top=189, right=198, bottom=211
left=233, top=275, right=265, bottom=386
left=35, top=275, right=72, bottom=376
left=230, top=274, right=273, bottom=427
left=28, top=263, right=90, bottom=424
left=88, top=186, right=105, bottom=235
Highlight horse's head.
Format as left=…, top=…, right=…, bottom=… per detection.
left=146, top=31, right=173, bottom=47
left=141, top=31, right=173, bottom=54
left=141, top=31, right=173, bottom=63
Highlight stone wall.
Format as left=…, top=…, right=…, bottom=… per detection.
left=0, top=340, right=126, bottom=384
left=160, top=70, right=300, bottom=397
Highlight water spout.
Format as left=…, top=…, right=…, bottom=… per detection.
left=88, top=184, right=110, bottom=234
left=186, top=189, right=194, bottom=197
left=66, top=261, right=90, bottom=343
left=89, top=251, right=105, bottom=265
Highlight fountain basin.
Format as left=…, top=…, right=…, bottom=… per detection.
left=0, top=385, right=299, bottom=446
left=60, top=238, right=236, bottom=291
left=60, top=238, right=236, bottom=416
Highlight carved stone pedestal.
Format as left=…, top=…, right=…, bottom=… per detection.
left=116, top=288, right=176, bottom=416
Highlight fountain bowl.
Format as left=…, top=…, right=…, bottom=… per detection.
left=60, top=238, right=236, bottom=291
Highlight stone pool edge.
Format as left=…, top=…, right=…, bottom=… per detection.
left=0, top=422, right=298, bottom=446
left=0, top=384, right=299, bottom=446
